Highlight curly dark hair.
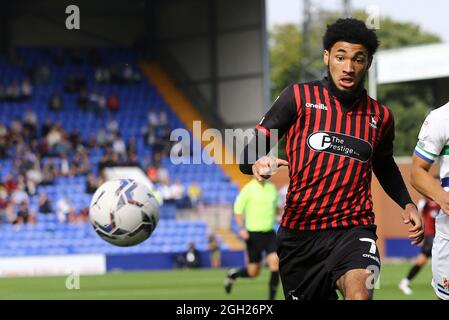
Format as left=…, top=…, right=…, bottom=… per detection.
left=322, top=18, right=380, bottom=57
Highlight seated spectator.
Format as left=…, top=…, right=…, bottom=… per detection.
left=38, top=192, right=53, bottom=214
left=112, top=133, right=126, bottom=157
left=41, top=163, right=56, bottom=185
left=21, top=78, right=33, bottom=100
left=14, top=201, right=31, bottom=224
left=86, top=173, right=99, bottom=194
left=172, top=180, right=188, bottom=208
left=0, top=186, right=9, bottom=223
left=56, top=196, right=76, bottom=223
left=208, top=234, right=221, bottom=268
left=49, top=91, right=63, bottom=111
left=4, top=174, right=18, bottom=195
left=125, top=152, right=140, bottom=167
left=188, top=181, right=202, bottom=209
left=23, top=108, right=38, bottom=138
left=146, top=164, right=158, bottom=183
left=107, top=117, right=119, bottom=134
left=175, top=242, right=201, bottom=269
left=5, top=81, right=21, bottom=101
left=107, top=94, right=120, bottom=112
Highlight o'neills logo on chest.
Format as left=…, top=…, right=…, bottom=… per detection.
left=305, top=102, right=328, bottom=111
left=307, top=131, right=373, bottom=162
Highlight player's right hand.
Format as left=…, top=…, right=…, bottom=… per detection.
left=402, top=203, right=424, bottom=245
left=251, top=156, right=289, bottom=181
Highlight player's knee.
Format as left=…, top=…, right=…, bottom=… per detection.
left=345, top=289, right=371, bottom=300
left=247, top=267, right=261, bottom=277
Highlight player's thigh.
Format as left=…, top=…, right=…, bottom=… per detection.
left=330, top=225, right=380, bottom=299
left=431, top=234, right=449, bottom=300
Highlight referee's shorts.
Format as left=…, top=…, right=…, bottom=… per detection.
left=246, top=230, right=277, bottom=263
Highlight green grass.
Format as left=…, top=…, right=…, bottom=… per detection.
left=0, top=262, right=435, bottom=300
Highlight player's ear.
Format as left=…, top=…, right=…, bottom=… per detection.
left=367, top=56, right=373, bottom=69
left=323, top=50, right=329, bottom=66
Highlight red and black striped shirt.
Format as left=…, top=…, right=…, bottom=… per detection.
left=257, top=78, right=397, bottom=231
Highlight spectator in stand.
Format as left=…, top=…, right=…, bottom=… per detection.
left=112, top=133, right=127, bottom=157
left=147, top=111, right=159, bottom=128
left=95, top=92, right=107, bottom=117
left=159, top=110, right=168, bottom=128
left=95, top=67, right=108, bottom=84
left=86, top=173, right=100, bottom=194
left=172, top=179, right=186, bottom=208
left=208, top=234, right=221, bottom=268
left=5, top=81, right=21, bottom=101
left=188, top=181, right=202, bottom=209
left=146, top=163, right=158, bottom=183
left=123, top=64, right=134, bottom=83
left=0, top=186, right=9, bottom=224
left=49, top=91, right=63, bottom=111
left=23, top=108, right=38, bottom=138
left=107, top=117, right=119, bottom=134
left=56, top=196, right=76, bottom=223
left=60, top=153, right=71, bottom=176
left=69, top=129, right=83, bottom=151
left=4, top=174, right=18, bottom=195
left=71, top=150, right=90, bottom=176
left=14, top=201, right=32, bottom=225
left=38, top=192, right=53, bottom=214
left=96, top=128, right=108, bottom=148
left=21, top=79, right=33, bottom=100
left=41, top=163, right=56, bottom=185
left=127, top=137, right=138, bottom=156
left=107, top=93, right=120, bottom=112
left=88, top=89, right=99, bottom=112
left=126, top=152, right=140, bottom=167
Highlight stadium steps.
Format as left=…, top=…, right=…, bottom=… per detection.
left=141, top=62, right=251, bottom=190
left=214, top=228, right=245, bottom=251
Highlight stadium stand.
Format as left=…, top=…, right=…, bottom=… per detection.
left=0, top=47, right=240, bottom=263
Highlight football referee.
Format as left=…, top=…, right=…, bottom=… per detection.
left=224, top=178, right=280, bottom=300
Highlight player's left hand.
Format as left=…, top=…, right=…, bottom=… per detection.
left=402, top=203, right=424, bottom=245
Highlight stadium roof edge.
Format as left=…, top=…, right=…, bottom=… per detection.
left=376, top=42, right=449, bottom=84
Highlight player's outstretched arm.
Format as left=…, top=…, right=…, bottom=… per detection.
left=251, top=156, right=289, bottom=181
left=373, top=154, right=424, bottom=244
left=411, top=154, right=449, bottom=216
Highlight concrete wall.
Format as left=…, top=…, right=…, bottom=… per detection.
left=155, top=0, right=268, bottom=128
left=8, top=0, right=145, bottom=47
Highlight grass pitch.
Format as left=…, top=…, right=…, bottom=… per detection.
left=0, top=261, right=435, bottom=300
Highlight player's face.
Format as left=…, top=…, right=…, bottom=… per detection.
left=324, top=41, right=371, bottom=92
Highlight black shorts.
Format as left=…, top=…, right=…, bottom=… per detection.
left=246, top=231, right=277, bottom=263
left=276, top=224, right=381, bottom=300
left=421, top=235, right=434, bottom=257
